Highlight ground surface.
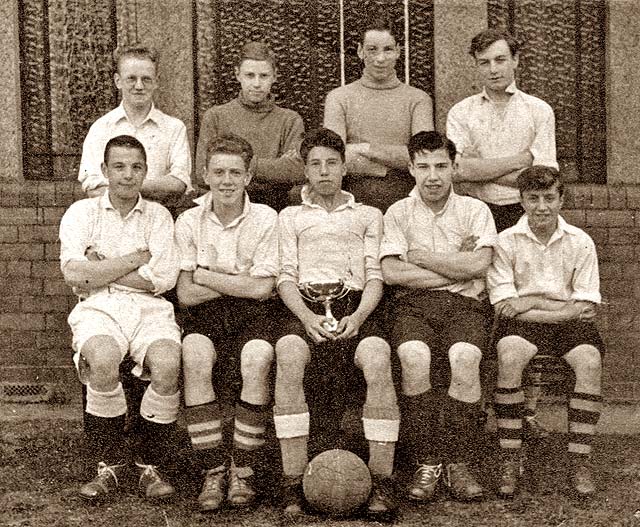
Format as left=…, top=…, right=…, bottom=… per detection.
left=2, top=403, right=640, bottom=527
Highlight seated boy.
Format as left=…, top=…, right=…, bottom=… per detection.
left=60, top=135, right=182, bottom=502
left=380, top=131, right=496, bottom=502
left=175, top=135, right=278, bottom=511
left=487, top=165, right=604, bottom=499
left=273, top=128, right=400, bottom=519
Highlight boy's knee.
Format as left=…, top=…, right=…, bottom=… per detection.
left=397, top=341, right=430, bottom=373
left=355, top=336, right=391, bottom=372
left=182, top=334, right=216, bottom=373
left=275, top=335, right=309, bottom=371
left=449, top=342, right=482, bottom=374
left=496, top=335, right=536, bottom=372
left=241, top=339, right=274, bottom=374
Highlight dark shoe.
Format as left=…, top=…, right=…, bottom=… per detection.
left=444, top=462, right=484, bottom=501
left=524, top=415, right=550, bottom=440
left=280, top=475, right=305, bottom=516
left=497, top=457, right=521, bottom=499
left=227, top=466, right=257, bottom=507
left=137, top=463, right=175, bottom=501
left=407, top=463, right=442, bottom=502
left=367, top=476, right=398, bottom=521
left=571, top=462, right=596, bottom=498
left=78, top=462, right=125, bottom=502
left=198, top=466, right=227, bottom=512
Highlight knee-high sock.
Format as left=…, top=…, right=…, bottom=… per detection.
left=184, top=400, right=227, bottom=471
left=494, top=387, right=525, bottom=455
left=362, top=405, right=400, bottom=477
left=274, top=404, right=309, bottom=477
left=568, top=392, right=602, bottom=460
left=232, top=399, right=270, bottom=470
left=83, top=413, right=127, bottom=466
left=84, top=383, right=128, bottom=465
left=444, top=396, right=481, bottom=464
left=137, top=387, right=180, bottom=467
left=402, top=389, right=440, bottom=464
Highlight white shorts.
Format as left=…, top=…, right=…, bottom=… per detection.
left=68, top=290, right=181, bottom=381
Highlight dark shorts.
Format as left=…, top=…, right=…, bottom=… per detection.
left=280, top=291, right=386, bottom=410
left=389, top=289, right=491, bottom=353
left=493, top=318, right=605, bottom=358
left=182, top=296, right=282, bottom=400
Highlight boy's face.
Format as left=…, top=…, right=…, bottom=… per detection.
left=206, top=153, right=251, bottom=207
left=474, top=39, right=518, bottom=95
left=235, top=59, right=276, bottom=104
left=115, top=56, right=158, bottom=109
left=521, top=182, right=564, bottom=233
left=102, top=146, right=147, bottom=201
left=358, top=29, right=400, bottom=82
left=409, top=148, right=454, bottom=210
left=304, top=146, right=345, bottom=197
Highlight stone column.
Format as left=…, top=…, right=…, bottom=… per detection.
left=0, top=0, right=22, bottom=182
left=607, top=0, right=640, bottom=185
left=432, top=0, right=487, bottom=133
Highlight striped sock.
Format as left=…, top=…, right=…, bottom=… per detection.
left=184, top=400, right=226, bottom=471
left=494, top=387, right=525, bottom=453
left=568, top=392, right=603, bottom=460
left=232, top=399, right=270, bottom=469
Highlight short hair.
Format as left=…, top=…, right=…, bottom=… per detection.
left=104, top=135, right=146, bottom=165
left=517, top=165, right=564, bottom=197
left=359, top=8, right=400, bottom=44
left=236, top=41, right=276, bottom=71
left=300, top=128, right=345, bottom=163
left=469, top=29, right=519, bottom=58
left=113, top=43, right=159, bottom=72
left=407, top=131, right=457, bottom=163
left=205, top=134, right=254, bottom=170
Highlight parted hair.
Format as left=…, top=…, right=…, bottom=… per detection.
left=237, top=41, right=277, bottom=71
left=206, top=134, right=254, bottom=170
left=469, top=29, right=520, bottom=58
left=517, top=165, right=564, bottom=197
left=104, top=135, right=146, bottom=164
left=300, top=128, right=345, bottom=163
left=359, top=8, right=400, bottom=44
left=113, top=43, right=159, bottom=72
left=407, top=131, right=457, bottom=163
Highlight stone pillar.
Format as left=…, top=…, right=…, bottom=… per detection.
left=116, top=0, right=195, bottom=153
left=607, top=0, right=640, bottom=185
left=0, top=1, right=22, bottom=182
left=432, top=0, right=487, bottom=133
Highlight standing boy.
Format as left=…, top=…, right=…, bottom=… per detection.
left=79, top=44, right=191, bottom=207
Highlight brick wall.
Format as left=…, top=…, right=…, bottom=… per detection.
left=1, top=180, right=638, bottom=402
left=0, top=181, right=81, bottom=396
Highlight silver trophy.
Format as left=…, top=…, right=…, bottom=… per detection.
left=299, top=280, right=350, bottom=333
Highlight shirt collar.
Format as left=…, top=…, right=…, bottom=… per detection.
left=100, top=190, right=145, bottom=214
left=202, top=191, right=252, bottom=228
left=480, top=80, right=518, bottom=102
left=513, top=213, right=574, bottom=245
left=409, top=185, right=457, bottom=215
left=300, top=185, right=358, bottom=211
left=111, top=101, right=161, bottom=126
